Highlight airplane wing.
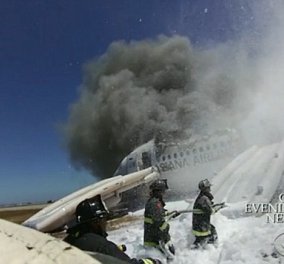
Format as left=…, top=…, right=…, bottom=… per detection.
left=23, top=167, right=159, bottom=233
left=0, top=218, right=102, bottom=264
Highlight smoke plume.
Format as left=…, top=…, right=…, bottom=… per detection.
left=63, top=1, right=284, bottom=179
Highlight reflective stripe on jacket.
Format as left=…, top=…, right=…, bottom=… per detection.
left=144, top=197, right=170, bottom=246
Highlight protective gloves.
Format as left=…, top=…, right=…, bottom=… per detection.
left=213, top=202, right=226, bottom=212
left=171, top=210, right=181, bottom=218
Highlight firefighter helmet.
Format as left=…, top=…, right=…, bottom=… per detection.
left=76, top=195, right=109, bottom=223
left=198, top=179, right=212, bottom=191
left=150, top=179, right=169, bottom=192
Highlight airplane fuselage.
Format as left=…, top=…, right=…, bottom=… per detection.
left=114, top=129, right=245, bottom=196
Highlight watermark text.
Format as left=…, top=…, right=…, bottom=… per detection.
left=245, top=193, right=284, bottom=223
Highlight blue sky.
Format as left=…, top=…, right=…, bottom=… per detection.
left=0, top=1, right=259, bottom=205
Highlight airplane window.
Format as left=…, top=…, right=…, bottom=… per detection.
left=162, top=156, right=166, bottom=161
left=174, top=153, right=177, bottom=159
left=167, top=154, right=171, bottom=159
left=180, top=152, right=184, bottom=157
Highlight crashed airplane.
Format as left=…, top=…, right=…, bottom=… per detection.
left=23, top=129, right=244, bottom=233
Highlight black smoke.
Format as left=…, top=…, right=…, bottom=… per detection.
left=63, top=35, right=256, bottom=178
left=62, top=0, right=284, bottom=180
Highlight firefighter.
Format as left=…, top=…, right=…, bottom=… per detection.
left=192, top=179, right=219, bottom=248
left=143, top=179, right=176, bottom=261
left=64, top=195, right=161, bottom=264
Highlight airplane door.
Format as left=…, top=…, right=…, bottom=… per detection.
left=141, top=151, right=152, bottom=169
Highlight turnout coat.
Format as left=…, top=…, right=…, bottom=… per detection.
left=192, top=191, right=215, bottom=237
